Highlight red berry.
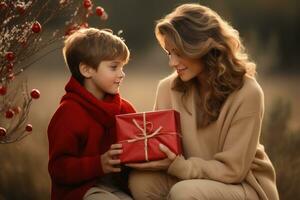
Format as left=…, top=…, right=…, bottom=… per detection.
left=31, top=21, right=42, bottom=33
left=30, top=89, right=40, bottom=99
left=0, top=85, right=7, bottom=95
left=16, top=4, right=25, bottom=14
left=0, top=2, right=8, bottom=10
left=95, top=6, right=104, bottom=16
left=83, top=0, right=92, bottom=9
left=5, top=109, right=14, bottom=119
left=25, top=124, right=33, bottom=132
left=5, top=51, right=15, bottom=61
left=0, top=127, right=6, bottom=137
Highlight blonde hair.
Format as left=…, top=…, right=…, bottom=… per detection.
left=155, top=3, right=256, bottom=128
left=63, top=28, right=130, bottom=84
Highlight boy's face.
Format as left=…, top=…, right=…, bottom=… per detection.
left=89, top=60, right=125, bottom=97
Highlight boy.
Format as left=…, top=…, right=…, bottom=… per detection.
left=48, top=28, right=135, bottom=200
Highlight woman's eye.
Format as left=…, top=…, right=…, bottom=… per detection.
left=173, top=51, right=180, bottom=57
left=166, top=51, right=171, bottom=56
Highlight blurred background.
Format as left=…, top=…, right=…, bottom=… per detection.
left=1, top=0, right=299, bottom=199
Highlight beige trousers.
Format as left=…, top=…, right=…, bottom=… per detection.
left=128, top=170, right=259, bottom=200
left=83, top=184, right=133, bottom=200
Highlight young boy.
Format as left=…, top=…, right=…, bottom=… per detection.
left=48, top=28, right=135, bottom=200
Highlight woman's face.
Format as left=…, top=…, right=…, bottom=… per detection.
left=164, top=38, right=204, bottom=82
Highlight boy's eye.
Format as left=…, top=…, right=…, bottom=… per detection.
left=110, top=65, right=118, bottom=70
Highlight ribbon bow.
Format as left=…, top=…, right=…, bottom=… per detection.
left=124, top=112, right=162, bottom=161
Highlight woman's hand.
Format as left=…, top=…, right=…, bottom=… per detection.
left=101, top=143, right=123, bottom=174
left=125, top=143, right=176, bottom=171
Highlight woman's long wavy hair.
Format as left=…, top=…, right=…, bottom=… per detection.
left=155, top=3, right=256, bottom=128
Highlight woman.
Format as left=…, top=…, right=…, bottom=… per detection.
left=126, top=3, right=279, bottom=200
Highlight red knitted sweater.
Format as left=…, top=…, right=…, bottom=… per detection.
left=48, top=77, right=135, bottom=200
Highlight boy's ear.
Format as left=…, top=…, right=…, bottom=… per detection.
left=79, top=63, right=94, bottom=78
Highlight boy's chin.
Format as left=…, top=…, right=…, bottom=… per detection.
left=106, top=89, right=119, bottom=95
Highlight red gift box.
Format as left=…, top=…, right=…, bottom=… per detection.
left=116, top=109, right=182, bottom=163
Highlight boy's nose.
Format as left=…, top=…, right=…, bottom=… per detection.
left=119, top=70, right=125, bottom=78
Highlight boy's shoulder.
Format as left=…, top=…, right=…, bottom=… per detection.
left=56, top=100, right=85, bottom=116
left=48, top=99, right=90, bottom=141
left=49, top=100, right=87, bottom=128
left=120, top=98, right=136, bottom=114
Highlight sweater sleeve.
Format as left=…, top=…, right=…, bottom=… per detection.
left=167, top=112, right=262, bottom=183
left=48, top=102, right=104, bottom=185
left=167, top=81, right=265, bottom=183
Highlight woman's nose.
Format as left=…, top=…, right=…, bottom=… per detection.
left=169, top=54, right=179, bottom=68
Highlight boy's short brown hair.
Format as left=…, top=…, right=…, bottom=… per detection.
left=62, top=28, right=130, bottom=84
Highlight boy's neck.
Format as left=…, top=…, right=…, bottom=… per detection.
left=83, top=79, right=105, bottom=100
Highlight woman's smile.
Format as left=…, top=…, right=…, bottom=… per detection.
left=175, top=66, right=188, bottom=75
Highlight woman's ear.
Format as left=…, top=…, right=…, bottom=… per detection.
left=79, top=63, right=94, bottom=78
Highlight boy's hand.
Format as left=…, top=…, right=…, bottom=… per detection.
left=101, top=143, right=123, bottom=174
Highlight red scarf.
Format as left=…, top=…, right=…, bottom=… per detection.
left=61, top=77, right=122, bottom=128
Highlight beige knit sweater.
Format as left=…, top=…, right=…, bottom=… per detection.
left=154, top=73, right=279, bottom=200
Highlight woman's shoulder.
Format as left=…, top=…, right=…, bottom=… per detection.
left=238, top=75, right=264, bottom=101
left=228, top=75, right=264, bottom=115
left=157, top=72, right=177, bottom=91
left=154, top=73, right=177, bottom=110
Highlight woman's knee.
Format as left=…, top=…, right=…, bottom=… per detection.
left=129, top=170, right=169, bottom=200
left=128, top=170, right=149, bottom=196
left=168, top=180, right=206, bottom=200
left=169, top=179, right=247, bottom=200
